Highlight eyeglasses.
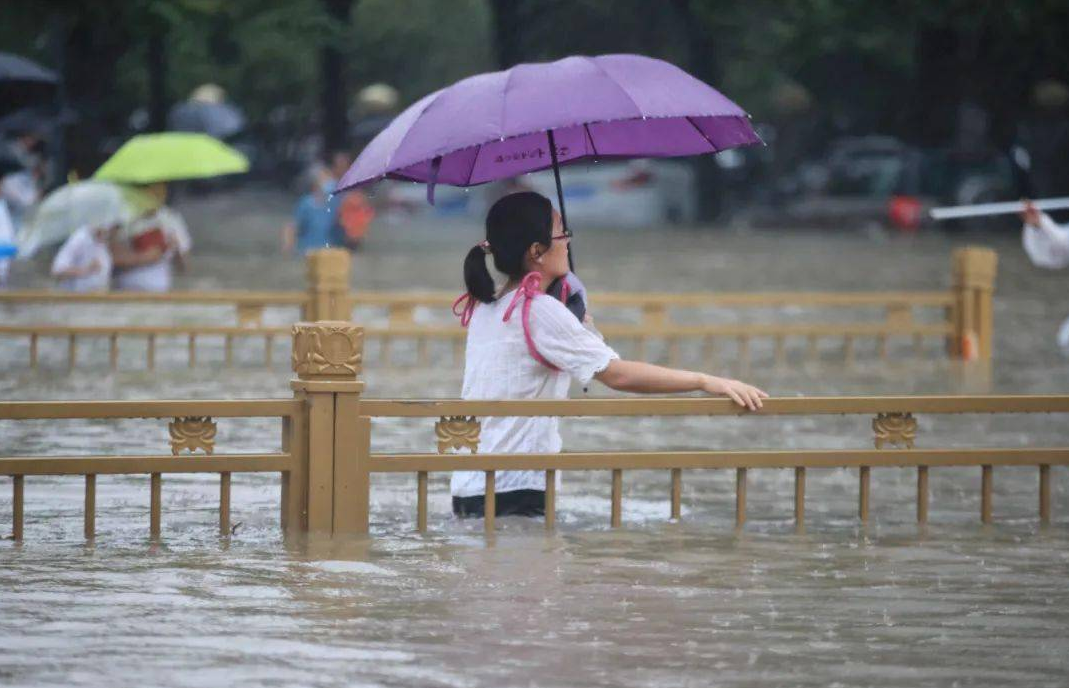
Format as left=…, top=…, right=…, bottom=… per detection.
left=550, top=227, right=573, bottom=241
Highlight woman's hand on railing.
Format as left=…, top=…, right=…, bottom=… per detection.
left=700, top=375, right=768, bottom=411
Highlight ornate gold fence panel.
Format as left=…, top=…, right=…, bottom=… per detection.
left=0, top=399, right=306, bottom=541
left=2, top=321, right=1064, bottom=542
left=359, top=395, right=1069, bottom=535
left=0, top=246, right=996, bottom=371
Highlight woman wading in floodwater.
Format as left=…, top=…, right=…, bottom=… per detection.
left=451, top=192, right=767, bottom=518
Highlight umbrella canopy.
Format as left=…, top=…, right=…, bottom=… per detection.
left=0, top=52, right=58, bottom=119
left=17, top=181, right=157, bottom=257
left=0, top=104, right=77, bottom=135
left=0, top=52, right=57, bottom=83
left=338, top=54, right=760, bottom=193
left=167, top=100, right=246, bottom=140
left=93, top=132, right=249, bottom=184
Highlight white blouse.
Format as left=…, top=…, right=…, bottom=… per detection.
left=1023, top=212, right=1069, bottom=270
left=451, top=288, right=619, bottom=498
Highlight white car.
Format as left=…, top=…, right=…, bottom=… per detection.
left=377, top=160, right=697, bottom=227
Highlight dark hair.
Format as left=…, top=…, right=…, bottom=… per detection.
left=463, top=191, right=553, bottom=303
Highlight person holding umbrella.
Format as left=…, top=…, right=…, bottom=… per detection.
left=50, top=223, right=115, bottom=292
left=336, top=54, right=767, bottom=518
left=1020, top=199, right=1069, bottom=351
left=91, top=132, right=248, bottom=291
left=450, top=191, right=767, bottom=518
left=109, top=182, right=190, bottom=292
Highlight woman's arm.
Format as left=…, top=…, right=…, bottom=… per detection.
left=52, top=258, right=100, bottom=280
left=594, top=359, right=767, bottom=410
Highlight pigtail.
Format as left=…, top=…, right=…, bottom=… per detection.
left=463, top=245, right=497, bottom=304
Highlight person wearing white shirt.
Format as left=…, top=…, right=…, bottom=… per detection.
left=450, top=192, right=767, bottom=518
left=111, top=205, right=192, bottom=292
left=1021, top=200, right=1069, bottom=350
left=0, top=198, right=14, bottom=288
left=51, top=225, right=113, bottom=292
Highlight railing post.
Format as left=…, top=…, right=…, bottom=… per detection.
left=951, top=246, right=998, bottom=361
left=290, top=320, right=368, bottom=536
left=305, top=249, right=352, bottom=321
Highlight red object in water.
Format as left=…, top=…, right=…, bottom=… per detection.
left=132, top=228, right=167, bottom=252
left=888, top=195, right=923, bottom=232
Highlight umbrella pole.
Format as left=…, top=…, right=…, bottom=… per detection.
left=546, top=130, right=574, bottom=270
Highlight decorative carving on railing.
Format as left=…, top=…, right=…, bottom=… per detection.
left=291, top=321, right=363, bottom=378
left=873, top=412, right=917, bottom=449
left=169, top=417, right=217, bottom=455
left=435, top=416, right=480, bottom=454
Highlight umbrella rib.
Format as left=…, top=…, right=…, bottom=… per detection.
left=465, top=143, right=481, bottom=187
left=586, top=57, right=645, bottom=120
left=583, top=123, right=598, bottom=156
left=380, top=90, right=445, bottom=177
left=684, top=116, right=720, bottom=153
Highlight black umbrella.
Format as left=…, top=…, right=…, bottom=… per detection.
left=0, top=104, right=76, bottom=136
left=0, top=52, right=57, bottom=83
left=0, top=52, right=58, bottom=119
left=167, top=100, right=246, bottom=140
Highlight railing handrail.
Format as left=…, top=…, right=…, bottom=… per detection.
left=0, top=321, right=953, bottom=337
left=367, top=448, right=1069, bottom=472
left=0, top=453, right=293, bottom=475
left=0, top=324, right=292, bottom=336
left=347, top=290, right=956, bottom=309
left=0, top=399, right=301, bottom=420
left=359, top=395, right=1069, bottom=417
left=0, top=287, right=955, bottom=309
left=0, top=289, right=307, bottom=305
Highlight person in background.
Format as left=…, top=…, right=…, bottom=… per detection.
left=51, top=225, right=114, bottom=292
left=0, top=156, right=21, bottom=288
left=326, top=149, right=375, bottom=251
left=0, top=128, right=45, bottom=230
left=282, top=163, right=337, bottom=255
left=111, top=183, right=191, bottom=292
left=1020, top=199, right=1069, bottom=351
left=328, top=150, right=352, bottom=187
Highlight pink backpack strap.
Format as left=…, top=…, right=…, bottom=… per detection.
left=453, top=273, right=570, bottom=370
left=502, top=272, right=563, bottom=371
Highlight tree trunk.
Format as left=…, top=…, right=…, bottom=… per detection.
left=320, top=0, right=354, bottom=156
left=490, top=0, right=523, bottom=69
left=671, top=0, right=724, bottom=222
left=146, top=20, right=168, bottom=133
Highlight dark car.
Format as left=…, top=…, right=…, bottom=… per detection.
left=752, top=135, right=1018, bottom=231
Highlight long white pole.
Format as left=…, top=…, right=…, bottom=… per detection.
left=929, top=196, right=1069, bottom=220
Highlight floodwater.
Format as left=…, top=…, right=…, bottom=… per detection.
left=2, top=189, right=1069, bottom=687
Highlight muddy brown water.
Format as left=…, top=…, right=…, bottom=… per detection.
left=2, top=190, right=1068, bottom=687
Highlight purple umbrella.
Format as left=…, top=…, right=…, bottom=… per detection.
left=337, top=54, right=760, bottom=316
left=339, top=54, right=758, bottom=204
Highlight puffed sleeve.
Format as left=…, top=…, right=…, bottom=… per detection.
left=1023, top=212, right=1069, bottom=270
left=527, top=295, right=619, bottom=385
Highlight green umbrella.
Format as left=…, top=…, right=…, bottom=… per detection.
left=93, top=132, right=249, bottom=184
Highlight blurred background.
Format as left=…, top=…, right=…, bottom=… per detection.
left=2, top=0, right=1068, bottom=234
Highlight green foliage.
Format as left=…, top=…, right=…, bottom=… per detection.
left=1, top=0, right=1066, bottom=151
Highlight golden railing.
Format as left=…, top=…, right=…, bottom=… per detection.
left=0, top=320, right=957, bottom=371
left=0, top=246, right=996, bottom=370
left=361, top=396, right=1069, bottom=534
left=0, top=399, right=305, bottom=541
left=1, top=320, right=1063, bottom=542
